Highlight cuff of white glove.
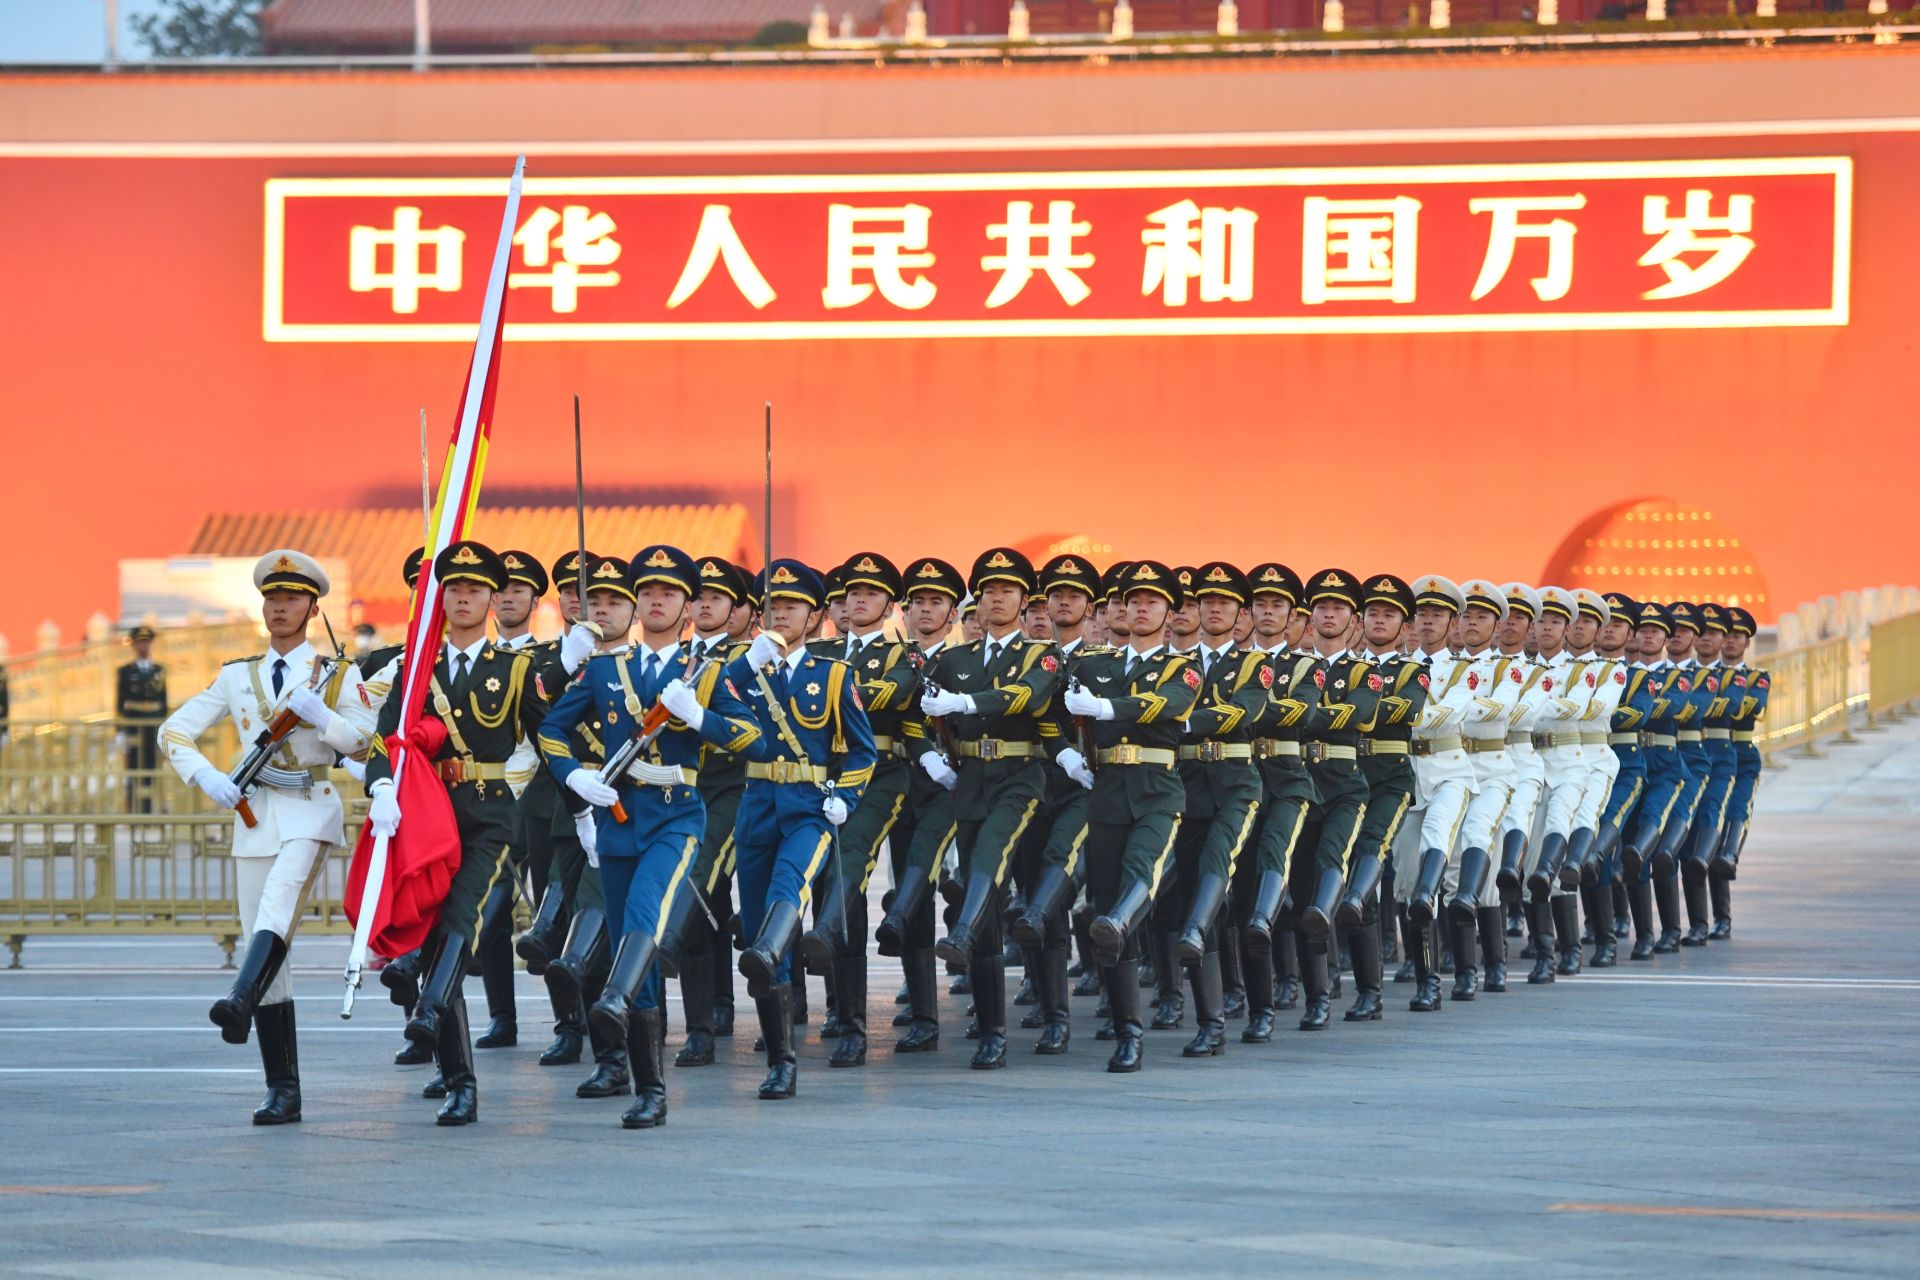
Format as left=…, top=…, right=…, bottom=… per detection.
left=675, top=704, right=706, bottom=733
left=369, top=778, right=394, bottom=796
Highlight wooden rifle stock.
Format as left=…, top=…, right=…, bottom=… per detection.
left=604, top=655, right=717, bottom=824
left=229, top=657, right=337, bottom=829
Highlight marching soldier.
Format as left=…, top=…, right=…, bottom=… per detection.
left=1063, top=562, right=1201, bottom=1071
left=160, top=551, right=374, bottom=1123
left=362, top=541, right=550, bottom=1126
left=1711, top=607, right=1767, bottom=939
left=1487, top=583, right=1551, bottom=992
left=919, top=548, right=1062, bottom=1070
left=1679, top=603, right=1739, bottom=947
left=1522, top=586, right=1598, bottom=982
left=540, top=545, right=761, bottom=1129
left=1618, top=602, right=1694, bottom=961
left=118, top=625, right=169, bottom=814
left=1348, top=574, right=1425, bottom=1022
left=1167, top=562, right=1266, bottom=1057
left=876, top=555, right=966, bottom=1054
left=673, top=556, right=757, bottom=1065
left=726, top=560, right=877, bottom=1099
left=1586, top=594, right=1655, bottom=967
left=801, top=552, right=919, bottom=1068
left=1653, top=601, right=1713, bottom=953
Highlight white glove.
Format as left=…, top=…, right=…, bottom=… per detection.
left=342, top=757, right=367, bottom=784
left=745, top=631, right=785, bottom=670
left=285, top=686, right=335, bottom=731
left=919, top=752, right=958, bottom=791
left=559, top=623, right=598, bottom=675
left=920, top=688, right=974, bottom=718
left=1063, top=684, right=1115, bottom=721
left=658, top=679, right=704, bottom=732
left=192, top=766, right=242, bottom=810
left=823, top=796, right=848, bottom=826
left=367, top=779, right=401, bottom=836
left=566, top=769, right=619, bottom=808
left=574, top=811, right=599, bottom=868
left=1056, top=746, right=1096, bottom=791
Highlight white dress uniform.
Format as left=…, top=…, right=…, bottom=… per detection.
left=162, top=640, right=373, bottom=998
left=1402, top=647, right=1482, bottom=898
left=1453, top=624, right=1528, bottom=912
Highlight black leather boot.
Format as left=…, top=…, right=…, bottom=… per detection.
left=1407, top=849, right=1448, bottom=924
left=544, top=907, right=606, bottom=1015
left=1529, top=832, right=1568, bottom=900
left=829, top=954, right=867, bottom=1068
left=1553, top=894, right=1584, bottom=975
left=1219, top=924, right=1245, bottom=1019
left=1017, top=947, right=1044, bottom=1027
left=1611, top=879, right=1631, bottom=939
left=380, top=945, right=425, bottom=1009
left=1182, top=951, right=1227, bottom=1057
left=969, top=954, right=1008, bottom=1070
left=1680, top=857, right=1711, bottom=946
left=1174, top=872, right=1229, bottom=965
left=875, top=873, right=932, bottom=957
left=405, top=932, right=471, bottom=1050
left=1627, top=880, right=1657, bottom=961
left=1408, top=919, right=1443, bottom=1012
left=800, top=870, right=849, bottom=972
left=1334, top=853, right=1383, bottom=933
left=1090, top=878, right=1153, bottom=960
left=1011, top=865, right=1076, bottom=951
left=251, top=999, right=301, bottom=1125
left=1708, top=856, right=1734, bottom=940
left=1558, top=828, right=1595, bottom=891
left=935, top=870, right=997, bottom=968
left=755, top=984, right=797, bottom=1099
left=575, top=1012, right=632, bottom=1098
left=1453, top=848, right=1492, bottom=926
left=1344, top=923, right=1383, bottom=1022
left=540, top=1002, right=587, bottom=1066
left=1105, top=961, right=1145, bottom=1073
left=621, top=1007, right=669, bottom=1129
left=434, top=995, right=478, bottom=1126
left=1450, top=916, right=1480, bottom=1001
left=210, top=929, right=288, bottom=1045
left=1392, top=905, right=1417, bottom=983
left=1300, top=865, right=1344, bottom=942
left=1584, top=882, right=1617, bottom=967
left=1297, top=940, right=1331, bottom=1031
left=1241, top=868, right=1287, bottom=953
left=1240, top=940, right=1275, bottom=1042
left=710, top=915, right=736, bottom=1037
left=1652, top=868, right=1683, bottom=953
left=1149, top=931, right=1184, bottom=1029
left=515, top=881, right=569, bottom=975
left=397, top=1031, right=435, bottom=1068
left=674, top=948, right=716, bottom=1067
left=653, top=882, right=708, bottom=979
left=1273, top=928, right=1301, bottom=1009
left=1527, top=897, right=1557, bottom=984
left=1495, top=828, right=1527, bottom=905
left=473, top=881, right=518, bottom=1048
left=739, top=900, right=802, bottom=996
left=895, top=947, right=940, bottom=1053
left=1478, top=906, right=1507, bottom=992
left=1036, top=946, right=1071, bottom=1055
left=588, top=933, right=658, bottom=1046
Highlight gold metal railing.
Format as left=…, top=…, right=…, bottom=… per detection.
left=2, top=621, right=263, bottom=722
left=1755, top=636, right=1855, bottom=761
left=1867, top=612, right=1920, bottom=722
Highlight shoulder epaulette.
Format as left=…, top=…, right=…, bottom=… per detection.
left=222, top=655, right=257, bottom=667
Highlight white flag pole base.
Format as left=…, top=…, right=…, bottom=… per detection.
left=341, top=828, right=393, bottom=1019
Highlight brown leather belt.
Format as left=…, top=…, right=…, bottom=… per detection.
left=438, top=758, right=508, bottom=784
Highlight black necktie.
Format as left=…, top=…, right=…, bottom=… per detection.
left=455, top=651, right=470, bottom=689
left=644, top=652, right=661, bottom=687
left=271, top=658, right=286, bottom=698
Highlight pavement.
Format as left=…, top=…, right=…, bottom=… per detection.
left=2, top=718, right=1919, bottom=1276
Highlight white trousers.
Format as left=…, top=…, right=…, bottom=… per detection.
left=236, top=840, right=328, bottom=1005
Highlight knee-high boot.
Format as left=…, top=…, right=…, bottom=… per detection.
left=621, top=1007, right=668, bottom=1129
left=251, top=1000, right=301, bottom=1125
left=210, top=930, right=288, bottom=1045
left=1181, top=951, right=1226, bottom=1056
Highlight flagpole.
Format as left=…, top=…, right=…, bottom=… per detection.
left=344, top=155, right=526, bottom=1018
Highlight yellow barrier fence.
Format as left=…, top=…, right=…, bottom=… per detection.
left=2, top=621, right=262, bottom=722
left=1755, top=636, right=1856, bottom=762
left=1867, top=612, right=1920, bottom=722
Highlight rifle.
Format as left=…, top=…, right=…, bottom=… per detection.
left=229, top=654, right=339, bottom=829
left=600, top=653, right=719, bottom=824
left=1067, top=673, right=1098, bottom=776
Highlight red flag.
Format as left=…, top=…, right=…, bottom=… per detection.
left=344, top=157, right=524, bottom=965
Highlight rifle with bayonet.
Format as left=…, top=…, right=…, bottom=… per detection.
left=229, top=646, right=340, bottom=830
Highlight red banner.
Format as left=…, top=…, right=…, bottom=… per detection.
left=266, top=157, right=1848, bottom=342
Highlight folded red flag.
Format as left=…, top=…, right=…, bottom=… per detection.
left=344, top=719, right=460, bottom=958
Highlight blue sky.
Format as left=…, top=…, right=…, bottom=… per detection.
left=2, top=0, right=188, bottom=62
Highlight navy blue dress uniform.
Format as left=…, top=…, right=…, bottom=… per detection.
left=677, top=556, right=757, bottom=1065
left=801, top=551, right=920, bottom=1069
left=1615, top=602, right=1694, bottom=961
left=874, top=556, right=967, bottom=1055
left=1676, top=602, right=1740, bottom=947
left=725, top=560, right=877, bottom=1100
left=1238, top=563, right=1318, bottom=1033
left=540, top=545, right=762, bottom=1128
left=1347, top=574, right=1427, bottom=1023
left=363, top=541, right=551, bottom=1126
left=1067, top=561, right=1204, bottom=1073
left=1587, top=594, right=1655, bottom=968
left=117, top=625, right=169, bottom=814
left=919, top=548, right=1064, bottom=1071
left=1011, top=552, right=1109, bottom=1054
left=1275, top=570, right=1384, bottom=1031
left=1165, top=561, right=1266, bottom=1058
left=1711, top=607, right=1767, bottom=938
left=1649, top=601, right=1713, bottom=954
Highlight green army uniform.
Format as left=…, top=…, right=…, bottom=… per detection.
left=364, top=542, right=549, bottom=1126
left=1341, top=574, right=1427, bottom=1022
left=117, top=630, right=169, bottom=815
left=1071, top=564, right=1202, bottom=1072
left=921, top=548, right=1063, bottom=1071
left=1237, top=645, right=1321, bottom=1028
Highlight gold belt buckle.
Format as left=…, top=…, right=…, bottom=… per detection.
left=1109, top=743, right=1141, bottom=766
left=1198, top=741, right=1223, bottom=763
left=1304, top=743, right=1326, bottom=765
left=442, top=758, right=467, bottom=784
left=978, top=739, right=1003, bottom=762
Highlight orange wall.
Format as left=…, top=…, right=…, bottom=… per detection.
left=1, top=54, right=1917, bottom=647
